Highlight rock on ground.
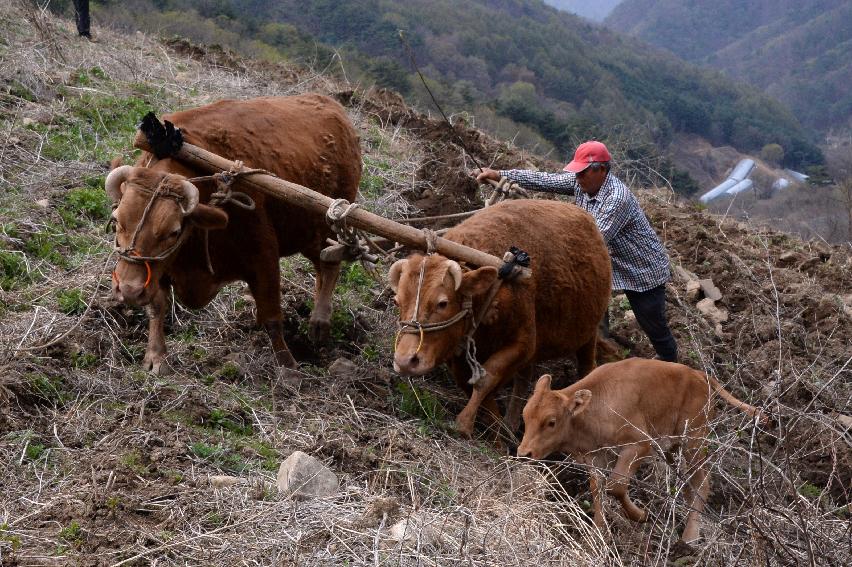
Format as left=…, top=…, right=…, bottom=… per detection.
left=276, top=451, right=338, bottom=500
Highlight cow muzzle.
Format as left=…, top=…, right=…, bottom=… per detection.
left=112, top=260, right=154, bottom=305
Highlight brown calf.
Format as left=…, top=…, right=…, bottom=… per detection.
left=517, top=358, right=765, bottom=542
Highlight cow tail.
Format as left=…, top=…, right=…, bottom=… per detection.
left=594, top=334, right=623, bottom=364
left=703, top=371, right=768, bottom=424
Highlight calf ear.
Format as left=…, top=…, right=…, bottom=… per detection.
left=459, top=266, right=498, bottom=297
left=534, top=374, right=552, bottom=394
left=189, top=204, right=228, bottom=230
left=388, top=259, right=408, bottom=293
left=566, top=389, right=592, bottom=417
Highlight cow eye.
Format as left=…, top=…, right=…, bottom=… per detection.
left=170, top=228, right=181, bottom=238
left=437, top=299, right=449, bottom=310
left=547, top=419, right=557, bottom=428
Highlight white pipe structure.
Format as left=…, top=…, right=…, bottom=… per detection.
left=699, top=158, right=756, bottom=203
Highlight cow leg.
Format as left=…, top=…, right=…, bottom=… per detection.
left=248, top=271, right=296, bottom=368
left=505, top=366, right=533, bottom=433
left=607, top=442, right=652, bottom=522
left=143, top=286, right=170, bottom=375
left=454, top=343, right=530, bottom=438
left=681, top=442, right=711, bottom=542
left=588, top=468, right=607, bottom=531
left=308, top=259, right=341, bottom=343
left=576, top=337, right=597, bottom=378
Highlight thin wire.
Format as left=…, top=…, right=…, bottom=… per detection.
left=398, top=30, right=486, bottom=173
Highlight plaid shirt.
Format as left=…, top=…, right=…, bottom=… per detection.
left=499, top=169, right=670, bottom=292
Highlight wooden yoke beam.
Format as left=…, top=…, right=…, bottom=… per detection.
left=134, top=134, right=529, bottom=276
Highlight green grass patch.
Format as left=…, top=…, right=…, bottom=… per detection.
left=57, top=520, right=84, bottom=547
left=0, top=523, right=22, bottom=552
left=62, top=179, right=111, bottom=224
left=25, top=442, right=47, bottom=462
left=26, top=373, right=67, bottom=405
left=189, top=442, right=248, bottom=473
left=56, top=288, right=86, bottom=315
left=71, top=350, right=98, bottom=369
left=0, top=249, right=30, bottom=290
left=396, top=381, right=446, bottom=429
left=337, top=262, right=374, bottom=293
left=205, top=408, right=252, bottom=436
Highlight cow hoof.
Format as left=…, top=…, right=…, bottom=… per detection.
left=308, top=318, right=331, bottom=343
left=275, top=349, right=297, bottom=368
left=143, top=353, right=169, bottom=375
left=454, top=416, right=474, bottom=438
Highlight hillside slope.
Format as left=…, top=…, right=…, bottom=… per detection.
left=606, top=0, right=852, bottom=133
left=0, top=4, right=850, bottom=566
left=77, top=0, right=823, bottom=175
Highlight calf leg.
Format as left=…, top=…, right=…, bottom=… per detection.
left=607, top=443, right=652, bottom=522
left=248, top=270, right=296, bottom=368
left=681, top=443, right=711, bottom=542
left=454, top=343, right=530, bottom=438
left=308, top=259, right=342, bottom=343
left=143, top=286, right=170, bottom=375
left=588, top=469, right=607, bottom=530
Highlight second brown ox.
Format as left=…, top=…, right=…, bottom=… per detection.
left=107, top=94, right=361, bottom=373
left=388, top=199, right=612, bottom=437
left=518, top=358, right=766, bottom=542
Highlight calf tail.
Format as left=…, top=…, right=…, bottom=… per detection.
left=703, top=372, right=768, bottom=424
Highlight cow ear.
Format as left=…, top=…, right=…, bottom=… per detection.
left=459, top=266, right=498, bottom=297
left=534, top=374, right=552, bottom=395
left=566, top=389, right=592, bottom=417
left=388, top=258, right=408, bottom=293
left=188, top=204, right=228, bottom=230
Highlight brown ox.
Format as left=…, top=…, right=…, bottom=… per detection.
left=107, top=94, right=361, bottom=373
left=518, top=358, right=766, bottom=542
left=388, top=199, right=612, bottom=437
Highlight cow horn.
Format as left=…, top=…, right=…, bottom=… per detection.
left=447, top=260, right=463, bottom=290
left=180, top=179, right=199, bottom=215
left=105, top=165, right=133, bottom=204
left=388, top=258, right=408, bottom=292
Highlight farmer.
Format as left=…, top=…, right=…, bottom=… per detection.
left=474, top=140, right=678, bottom=362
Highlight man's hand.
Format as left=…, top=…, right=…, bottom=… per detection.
left=473, top=168, right=501, bottom=185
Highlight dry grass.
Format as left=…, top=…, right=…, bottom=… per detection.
left=0, top=3, right=849, bottom=566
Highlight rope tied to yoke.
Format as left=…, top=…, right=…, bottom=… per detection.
left=325, top=198, right=390, bottom=277
left=484, top=176, right=529, bottom=207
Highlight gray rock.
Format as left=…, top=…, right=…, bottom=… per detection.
left=276, top=451, right=338, bottom=500
left=328, top=357, right=359, bottom=380
left=698, top=278, right=722, bottom=301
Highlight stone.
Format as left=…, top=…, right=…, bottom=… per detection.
left=673, top=265, right=698, bottom=284
left=832, top=412, right=852, bottom=431
left=209, top=475, right=243, bottom=489
left=35, top=199, right=49, bottom=208
left=22, top=117, right=36, bottom=127
left=685, top=279, right=701, bottom=301
left=698, top=278, right=722, bottom=301
left=276, top=451, right=338, bottom=500
left=623, top=310, right=636, bottom=324
left=387, top=514, right=446, bottom=547
left=328, top=357, right=359, bottom=380
left=696, top=298, right=728, bottom=325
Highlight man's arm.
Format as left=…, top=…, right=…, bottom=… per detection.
left=593, top=192, right=633, bottom=244
left=499, top=169, right=577, bottom=196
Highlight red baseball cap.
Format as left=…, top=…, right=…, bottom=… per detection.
left=563, top=141, right=612, bottom=173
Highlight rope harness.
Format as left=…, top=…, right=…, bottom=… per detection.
left=111, top=162, right=257, bottom=287
left=394, top=232, right=528, bottom=385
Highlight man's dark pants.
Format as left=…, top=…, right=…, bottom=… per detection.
left=601, top=284, right=678, bottom=362
left=73, top=0, right=90, bottom=37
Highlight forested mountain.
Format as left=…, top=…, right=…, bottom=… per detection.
left=541, top=0, right=621, bottom=21
left=606, top=0, right=852, bottom=134
left=77, top=0, right=823, bottom=180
